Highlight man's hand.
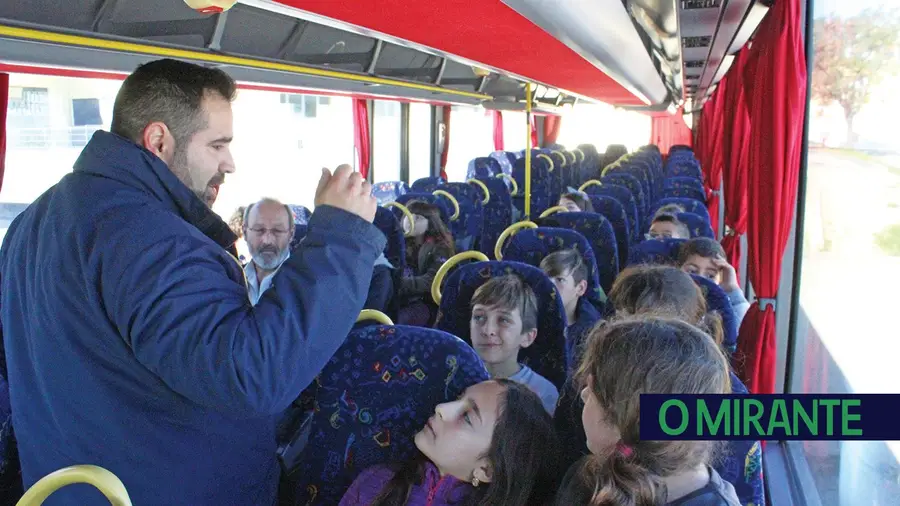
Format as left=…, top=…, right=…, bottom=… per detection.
left=713, top=256, right=740, bottom=293
left=314, top=164, right=376, bottom=223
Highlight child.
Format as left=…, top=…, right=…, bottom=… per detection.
left=677, top=237, right=750, bottom=324
left=469, top=275, right=559, bottom=414
left=395, top=201, right=455, bottom=326
left=540, top=249, right=601, bottom=363
left=339, top=379, right=563, bottom=506
left=654, top=202, right=686, bottom=217
left=555, top=317, right=740, bottom=506
left=647, top=213, right=690, bottom=240
left=559, top=191, right=595, bottom=213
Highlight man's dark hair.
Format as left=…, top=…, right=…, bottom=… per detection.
left=111, top=58, right=237, bottom=146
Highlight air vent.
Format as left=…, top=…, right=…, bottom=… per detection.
left=682, top=0, right=720, bottom=9
left=685, top=60, right=704, bottom=68
left=683, top=36, right=712, bottom=48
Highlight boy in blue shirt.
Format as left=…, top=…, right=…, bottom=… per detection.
left=678, top=237, right=750, bottom=325
left=540, top=249, right=601, bottom=364
left=470, top=275, right=559, bottom=414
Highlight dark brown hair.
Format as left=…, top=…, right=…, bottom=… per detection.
left=649, top=214, right=689, bottom=238
left=541, top=249, right=588, bottom=286
left=406, top=200, right=455, bottom=255
left=471, top=275, right=539, bottom=333
left=677, top=237, right=726, bottom=265
left=560, top=192, right=595, bottom=213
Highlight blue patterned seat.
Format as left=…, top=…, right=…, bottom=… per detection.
left=287, top=325, right=489, bottom=506
left=473, top=178, right=512, bottom=259
left=393, top=193, right=452, bottom=226
left=601, top=173, right=647, bottom=232
left=586, top=195, right=630, bottom=267
left=690, top=275, right=737, bottom=354
left=490, top=151, right=514, bottom=176
left=536, top=215, right=618, bottom=297
left=372, top=181, right=409, bottom=205
left=434, top=261, right=567, bottom=390
left=584, top=183, right=640, bottom=244
left=410, top=176, right=445, bottom=193
left=442, top=182, right=484, bottom=252
left=663, top=186, right=707, bottom=203
left=288, top=204, right=312, bottom=225
left=719, top=373, right=765, bottom=506
left=649, top=197, right=711, bottom=223
left=626, top=238, right=686, bottom=267
left=608, top=166, right=651, bottom=212
left=290, top=224, right=309, bottom=251
left=664, top=176, right=705, bottom=194
left=665, top=159, right=703, bottom=180
left=466, top=157, right=501, bottom=179
left=374, top=207, right=407, bottom=270
left=501, top=227, right=605, bottom=310
left=512, top=156, right=553, bottom=218
left=678, top=212, right=715, bottom=239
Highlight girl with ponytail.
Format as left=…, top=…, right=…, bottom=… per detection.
left=555, top=317, right=740, bottom=506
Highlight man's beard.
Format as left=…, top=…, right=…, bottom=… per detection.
left=171, top=147, right=222, bottom=208
left=251, top=246, right=290, bottom=271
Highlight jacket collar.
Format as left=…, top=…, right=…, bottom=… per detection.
left=73, top=131, right=237, bottom=249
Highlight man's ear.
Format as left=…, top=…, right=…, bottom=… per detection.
left=141, top=121, right=175, bottom=164
left=520, top=328, right=538, bottom=349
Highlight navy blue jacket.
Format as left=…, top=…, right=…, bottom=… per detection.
left=0, top=132, right=385, bottom=505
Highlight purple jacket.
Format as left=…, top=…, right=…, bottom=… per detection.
left=339, top=461, right=472, bottom=506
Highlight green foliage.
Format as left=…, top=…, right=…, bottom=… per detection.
left=875, top=224, right=900, bottom=256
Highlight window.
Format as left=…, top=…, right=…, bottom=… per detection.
left=408, top=103, right=433, bottom=183
left=557, top=102, right=650, bottom=153
left=789, top=1, right=900, bottom=504
left=445, top=105, right=493, bottom=182
left=372, top=100, right=402, bottom=182
left=502, top=111, right=528, bottom=152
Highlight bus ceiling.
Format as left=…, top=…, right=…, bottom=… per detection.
left=0, top=0, right=770, bottom=113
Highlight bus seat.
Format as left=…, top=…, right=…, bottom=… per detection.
left=442, top=182, right=484, bottom=253
left=678, top=212, right=716, bottom=239
left=467, top=157, right=501, bottom=180
left=666, top=159, right=703, bottom=180
left=288, top=204, right=312, bottom=225
left=410, top=176, right=445, bottom=193
left=584, top=183, right=641, bottom=244
left=290, top=224, right=309, bottom=251
left=287, top=324, right=489, bottom=506
left=601, top=173, right=647, bottom=229
left=608, top=165, right=651, bottom=210
left=586, top=195, right=630, bottom=267
left=473, top=178, right=512, bottom=259
left=434, top=261, right=567, bottom=390
left=512, top=156, right=553, bottom=218
left=393, top=193, right=452, bottom=226
left=663, top=185, right=707, bottom=203
left=664, top=176, right=706, bottom=194
left=372, top=181, right=409, bottom=205
left=489, top=151, right=514, bottom=176
left=690, top=274, right=738, bottom=354
left=535, top=216, right=619, bottom=298
left=650, top=197, right=711, bottom=223
left=0, top=376, right=22, bottom=505
left=373, top=207, right=407, bottom=271
left=626, top=238, right=686, bottom=267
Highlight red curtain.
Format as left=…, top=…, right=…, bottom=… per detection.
left=492, top=110, right=504, bottom=151
left=735, top=0, right=808, bottom=395
left=543, top=115, right=562, bottom=146
left=698, top=89, right=726, bottom=234
left=440, top=106, right=451, bottom=180
left=650, top=114, right=693, bottom=155
left=352, top=98, right=370, bottom=179
left=720, top=48, right=752, bottom=283
left=529, top=114, right=538, bottom=148
left=0, top=73, right=7, bottom=194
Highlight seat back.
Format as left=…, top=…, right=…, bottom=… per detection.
left=410, top=176, right=445, bottom=193
left=442, top=182, right=484, bottom=252
left=474, top=177, right=513, bottom=259
left=662, top=185, right=707, bottom=203
left=512, top=156, right=553, bottom=218
left=490, top=151, right=515, bottom=176
left=434, top=261, right=567, bottom=390
left=678, top=212, right=715, bottom=239
left=664, top=176, right=705, bottom=194
left=374, top=207, right=407, bottom=270
left=608, top=166, right=651, bottom=211
left=291, top=325, right=489, bottom=506
left=467, top=157, right=501, bottom=179
left=586, top=195, right=630, bottom=267
left=649, top=197, right=711, bottom=223
left=584, top=183, right=640, bottom=243
left=665, top=159, right=703, bottom=180
left=601, top=173, right=647, bottom=229
left=626, top=238, right=687, bottom=267
left=290, top=224, right=309, bottom=251
left=537, top=215, right=619, bottom=297
left=690, top=275, right=738, bottom=354
left=502, top=227, right=605, bottom=308
left=372, top=181, right=409, bottom=205
left=288, top=204, right=312, bottom=225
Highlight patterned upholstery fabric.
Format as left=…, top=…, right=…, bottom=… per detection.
left=584, top=184, right=641, bottom=244
left=663, top=186, right=707, bottom=203
left=443, top=182, right=484, bottom=252
left=434, top=261, right=567, bottom=390
left=601, top=173, right=647, bottom=231
left=374, top=207, right=407, bottom=270
left=290, top=224, right=309, bottom=251
left=586, top=195, right=630, bottom=268
left=394, top=193, right=452, bottom=226
left=411, top=176, right=445, bottom=193
left=288, top=204, right=312, bottom=225
left=650, top=197, right=711, bottom=224
left=490, top=151, right=515, bottom=176
left=372, top=181, right=409, bottom=205
left=608, top=166, right=651, bottom=211
left=664, top=176, right=706, bottom=194
left=289, top=325, right=489, bottom=506
left=536, top=215, right=619, bottom=297
left=678, top=212, right=716, bottom=239
left=626, top=238, right=686, bottom=267
left=466, top=157, right=501, bottom=180
left=690, top=274, right=738, bottom=354
left=512, top=156, right=553, bottom=218
left=665, top=159, right=703, bottom=180
left=474, top=177, right=512, bottom=259
left=719, top=373, right=765, bottom=506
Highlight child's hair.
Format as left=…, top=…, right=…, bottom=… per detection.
left=561, top=317, right=730, bottom=506
left=649, top=213, right=690, bottom=238
left=471, top=275, right=538, bottom=333
left=540, top=249, right=588, bottom=286
left=654, top=203, right=686, bottom=217
left=406, top=200, right=455, bottom=253
left=561, top=192, right=595, bottom=213
left=676, top=237, right=726, bottom=265
left=609, top=265, right=724, bottom=347
left=372, top=379, right=564, bottom=506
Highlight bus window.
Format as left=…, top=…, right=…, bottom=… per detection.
left=408, top=103, right=433, bottom=183
left=557, top=102, right=650, bottom=153
left=446, top=105, right=493, bottom=182
left=372, top=100, right=402, bottom=182
left=791, top=1, right=900, bottom=504
left=503, top=111, right=527, bottom=152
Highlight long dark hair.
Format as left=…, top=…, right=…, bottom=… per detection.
left=371, top=379, right=563, bottom=506
left=405, top=200, right=455, bottom=254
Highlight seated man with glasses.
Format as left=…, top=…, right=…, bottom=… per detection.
left=243, top=198, right=295, bottom=305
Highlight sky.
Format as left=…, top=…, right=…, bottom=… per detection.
left=814, top=0, right=893, bottom=19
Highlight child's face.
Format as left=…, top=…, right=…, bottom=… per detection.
left=547, top=269, right=587, bottom=315
left=414, top=380, right=505, bottom=483
left=470, top=304, right=538, bottom=367
left=648, top=220, right=689, bottom=240
left=580, top=376, right=622, bottom=455
left=558, top=197, right=582, bottom=213
left=681, top=254, right=721, bottom=282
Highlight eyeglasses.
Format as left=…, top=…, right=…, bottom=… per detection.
left=644, top=232, right=672, bottom=241
left=248, top=227, right=290, bottom=237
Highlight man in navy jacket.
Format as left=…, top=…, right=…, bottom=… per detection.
left=0, top=59, right=385, bottom=505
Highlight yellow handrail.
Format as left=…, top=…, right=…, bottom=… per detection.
left=17, top=465, right=132, bottom=506
left=432, top=190, right=460, bottom=221
left=494, top=221, right=538, bottom=260
left=466, top=179, right=491, bottom=205
left=496, top=173, right=518, bottom=196
left=539, top=205, right=570, bottom=219
left=525, top=83, right=532, bottom=219
left=384, top=201, right=416, bottom=237
left=431, top=251, right=490, bottom=304
left=537, top=154, right=555, bottom=172
left=552, top=150, right=568, bottom=167
left=357, top=309, right=394, bottom=326
left=578, top=180, right=603, bottom=192
left=573, top=148, right=585, bottom=163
